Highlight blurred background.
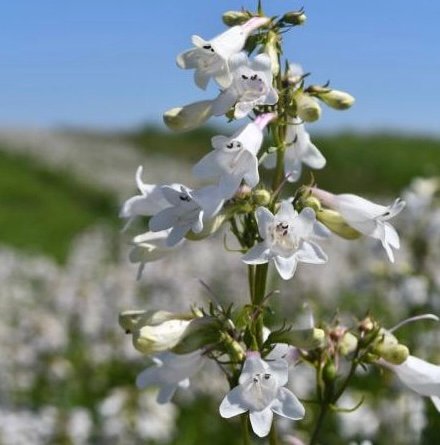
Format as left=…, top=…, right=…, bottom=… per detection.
left=1, top=1, right=440, bottom=444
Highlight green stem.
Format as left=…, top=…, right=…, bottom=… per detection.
left=241, top=414, right=252, bottom=445
left=269, top=421, right=279, bottom=445
left=309, top=402, right=329, bottom=445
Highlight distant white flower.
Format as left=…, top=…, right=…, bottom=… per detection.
left=311, top=188, right=405, bottom=262
left=219, top=352, right=305, bottom=437
left=149, top=185, right=224, bottom=247
left=193, top=113, right=275, bottom=198
left=212, top=53, right=278, bottom=119
left=136, top=350, right=206, bottom=404
left=242, top=201, right=327, bottom=280
left=119, top=166, right=170, bottom=227
left=264, top=117, right=325, bottom=182
left=177, top=17, right=269, bottom=89
left=129, top=230, right=184, bottom=279
left=381, top=355, right=440, bottom=412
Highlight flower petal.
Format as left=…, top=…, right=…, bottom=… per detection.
left=156, top=384, right=178, bottom=404
left=219, top=386, right=248, bottom=418
left=271, top=387, right=305, bottom=420
left=273, top=255, right=298, bottom=280
left=212, top=90, right=237, bottom=116
left=242, top=243, right=271, bottom=265
left=249, top=408, right=273, bottom=437
left=296, top=240, right=328, bottom=264
left=255, top=207, right=274, bottom=239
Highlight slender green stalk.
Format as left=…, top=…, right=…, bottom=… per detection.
left=269, top=421, right=279, bottom=445
left=241, top=414, right=252, bottom=445
left=309, top=402, right=329, bottom=445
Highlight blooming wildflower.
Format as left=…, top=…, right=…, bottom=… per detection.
left=381, top=355, right=440, bottom=412
left=193, top=113, right=275, bottom=199
left=311, top=188, right=405, bottom=262
left=211, top=53, right=278, bottom=119
left=263, top=117, right=326, bottom=182
left=219, top=352, right=305, bottom=437
left=242, top=201, right=327, bottom=280
left=177, top=17, right=269, bottom=89
left=149, top=185, right=224, bottom=247
left=137, top=350, right=206, bottom=404
left=119, top=166, right=170, bottom=225
left=129, top=230, right=184, bottom=280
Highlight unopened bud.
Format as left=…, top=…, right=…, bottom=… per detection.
left=323, top=360, right=337, bottom=382
left=164, top=100, right=213, bottom=132
left=295, top=93, right=321, bottom=122
left=316, top=209, right=362, bottom=240
left=264, top=31, right=280, bottom=76
left=282, top=11, right=307, bottom=26
left=302, top=196, right=321, bottom=213
left=317, top=90, right=355, bottom=110
left=339, top=332, right=358, bottom=356
left=222, top=10, right=252, bottom=27
left=359, top=316, right=376, bottom=333
left=253, top=189, right=271, bottom=206
left=372, top=329, right=410, bottom=365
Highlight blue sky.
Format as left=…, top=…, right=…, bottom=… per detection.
left=1, top=0, right=439, bottom=134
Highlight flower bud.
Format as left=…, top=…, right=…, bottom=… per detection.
left=323, top=360, right=337, bottom=383
left=339, top=332, right=358, bottom=356
left=134, top=318, right=192, bottom=354
left=302, top=196, right=321, bottom=213
left=295, top=93, right=321, bottom=122
left=268, top=327, right=326, bottom=349
left=282, top=10, right=307, bottom=26
left=222, top=10, right=252, bottom=26
left=253, top=189, right=271, bottom=206
left=316, top=209, right=362, bottom=240
left=120, top=310, right=195, bottom=354
left=317, top=89, right=355, bottom=110
left=264, top=31, right=280, bottom=76
left=372, top=329, right=410, bottom=365
left=163, top=100, right=213, bottom=132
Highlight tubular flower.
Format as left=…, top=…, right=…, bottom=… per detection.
left=149, top=185, right=224, bottom=247
left=177, top=17, right=269, bottom=90
left=380, top=355, right=440, bottom=412
left=163, top=100, right=214, bottom=132
left=211, top=53, right=278, bottom=119
left=137, top=350, right=206, bottom=404
left=242, top=201, right=327, bottom=280
left=219, top=352, right=305, bottom=437
left=193, top=113, right=275, bottom=199
left=128, top=230, right=184, bottom=280
left=263, top=117, right=326, bottom=182
left=311, top=188, right=405, bottom=262
left=119, top=166, right=171, bottom=224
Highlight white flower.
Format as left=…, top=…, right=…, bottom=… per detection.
left=211, top=53, right=278, bottom=119
left=129, top=230, right=184, bottom=280
left=119, top=166, right=171, bottom=227
left=286, top=62, right=304, bottom=86
left=193, top=113, right=275, bottom=198
left=149, top=185, right=224, bottom=247
left=311, top=188, right=405, bottom=262
left=163, top=100, right=214, bottom=132
left=263, top=117, right=325, bottom=182
left=381, top=355, right=440, bottom=412
left=242, top=201, right=327, bottom=280
left=177, top=17, right=269, bottom=90
left=137, top=350, right=206, bottom=404
left=219, top=353, right=305, bottom=437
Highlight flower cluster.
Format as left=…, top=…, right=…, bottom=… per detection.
left=117, top=3, right=438, bottom=443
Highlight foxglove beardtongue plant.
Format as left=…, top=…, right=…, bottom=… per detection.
left=118, top=2, right=437, bottom=444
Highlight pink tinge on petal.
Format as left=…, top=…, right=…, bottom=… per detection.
left=246, top=350, right=261, bottom=359
left=241, top=16, right=270, bottom=33
left=254, top=112, right=277, bottom=130
left=310, top=187, right=337, bottom=208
